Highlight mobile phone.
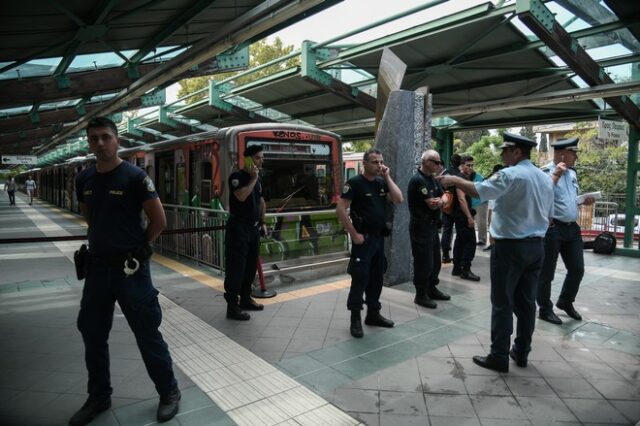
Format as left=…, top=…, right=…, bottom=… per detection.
left=244, top=156, right=254, bottom=172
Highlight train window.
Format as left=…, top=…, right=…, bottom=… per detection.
left=247, top=140, right=334, bottom=211
left=346, top=167, right=356, bottom=180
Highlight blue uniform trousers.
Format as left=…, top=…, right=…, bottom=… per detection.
left=224, top=218, right=260, bottom=304
left=347, top=235, right=385, bottom=311
left=537, top=222, right=584, bottom=313
left=490, top=239, right=544, bottom=362
left=410, top=220, right=441, bottom=295
left=453, top=215, right=477, bottom=270
left=77, top=261, right=177, bottom=399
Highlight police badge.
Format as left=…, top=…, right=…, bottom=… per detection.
left=143, top=176, right=156, bottom=192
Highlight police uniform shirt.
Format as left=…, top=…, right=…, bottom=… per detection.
left=76, top=161, right=157, bottom=256
left=341, top=175, right=388, bottom=232
left=474, top=159, right=554, bottom=239
left=408, top=169, right=442, bottom=221
left=228, top=170, right=262, bottom=223
left=541, top=161, right=579, bottom=222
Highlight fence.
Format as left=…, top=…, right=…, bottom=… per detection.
left=155, top=205, right=349, bottom=272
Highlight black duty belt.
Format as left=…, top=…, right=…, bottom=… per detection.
left=90, top=252, right=145, bottom=268
left=495, top=237, right=543, bottom=242
left=229, top=216, right=260, bottom=227
left=410, top=217, right=441, bottom=226
left=551, top=219, right=576, bottom=227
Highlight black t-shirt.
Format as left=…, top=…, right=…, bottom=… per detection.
left=228, top=170, right=262, bottom=222
left=341, top=174, right=388, bottom=232
left=76, top=161, right=157, bottom=256
left=408, top=169, right=443, bottom=221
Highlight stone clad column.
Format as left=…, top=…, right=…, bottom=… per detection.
left=375, top=89, right=432, bottom=285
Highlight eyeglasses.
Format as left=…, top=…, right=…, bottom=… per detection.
left=426, top=159, right=444, bottom=165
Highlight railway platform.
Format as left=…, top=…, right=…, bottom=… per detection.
left=1, top=192, right=639, bottom=425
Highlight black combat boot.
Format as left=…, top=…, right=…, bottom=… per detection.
left=442, top=251, right=451, bottom=264
left=226, top=304, right=250, bottom=321
left=365, top=310, right=394, bottom=328
left=460, top=269, right=480, bottom=282
left=69, top=397, right=111, bottom=426
left=350, top=310, right=363, bottom=338
left=239, top=296, right=264, bottom=311
left=414, top=293, right=437, bottom=309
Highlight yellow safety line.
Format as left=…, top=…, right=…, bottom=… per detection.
left=152, top=253, right=350, bottom=305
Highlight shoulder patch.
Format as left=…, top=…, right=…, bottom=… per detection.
left=144, top=176, right=156, bottom=192
left=343, top=183, right=351, bottom=193
left=489, top=173, right=499, bottom=181
left=420, top=187, right=428, bottom=195
left=232, top=179, right=240, bottom=188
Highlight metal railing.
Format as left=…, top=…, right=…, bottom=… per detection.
left=578, top=201, right=640, bottom=242
left=156, top=205, right=349, bottom=272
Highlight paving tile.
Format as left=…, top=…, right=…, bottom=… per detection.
left=515, top=396, right=578, bottom=423
left=532, top=360, right=578, bottom=379
left=470, top=395, right=528, bottom=420
left=379, top=412, right=430, bottom=425
left=562, top=398, right=628, bottom=424
left=546, top=377, right=601, bottom=398
left=349, top=411, right=380, bottom=426
left=430, top=415, right=482, bottom=425
left=297, top=367, right=352, bottom=394
left=330, top=388, right=379, bottom=413
left=277, top=353, right=327, bottom=378
left=609, top=399, right=640, bottom=424
left=422, top=374, right=467, bottom=395
left=177, top=405, right=234, bottom=426
left=571, top=360, right=627, bottom=381
left=424, top=393, right=476, bottom=417
left=503, top=377, right=555, bottom=397
left=463, top=375, right=512, bottom=396
left=379, top=390, right=427, bottom=417
left=112, top=397, right=160, bottom=426
left=587, top=378, right=640, bottom=400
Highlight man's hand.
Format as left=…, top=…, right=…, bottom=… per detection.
left=427, top=197, right=442, bottom=210
left=380, top=165, right=390, bottom=178
left=249, top=164, right=259, bottom=179
left=351, top=232, right=365, bottom=245
left=554, top=162, right=567, bottom=177
left=582, top=196, right=596, bottom=206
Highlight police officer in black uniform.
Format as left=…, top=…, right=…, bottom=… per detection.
left=71, top=117, right=180, bottom=426
left=336, top=149, right=403, bottom=338
left=224, top=144, right=268, bottom=321
left=408, top=150, right=451, bottom=309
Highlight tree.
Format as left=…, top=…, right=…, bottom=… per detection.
left=520, top=125, right=536, bottom=141
left=454, top=129, right=489, bottom=151
left=539, top=132, right=548, bottom=153
left=177, top=37, right=299, bottom=104
left=466, top=135, right=503, bottom=177
left=344, top=139, right=373, bottom=152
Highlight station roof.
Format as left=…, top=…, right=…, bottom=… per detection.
left=1, top=0, right=639, bottom=167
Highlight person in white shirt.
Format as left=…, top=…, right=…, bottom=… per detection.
left=25, top=175, right=36, bottom=205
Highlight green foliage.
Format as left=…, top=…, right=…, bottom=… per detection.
left=454, top=129, right=489, bottom=151
left=520, top=125, right=536, bottom=140
left=345, top=139, right=373, bottom=152
left=466, top=135, right=504, bottom=177
left=539, top=132, right=548, bottom=153
left=177, top=37, right=298, bottom=104
left=575, top=145, right=627, bottom=195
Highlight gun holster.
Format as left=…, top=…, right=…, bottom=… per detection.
left=74, top=244, right=89, bottom=280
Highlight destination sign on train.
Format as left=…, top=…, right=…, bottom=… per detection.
left=2, top=155, right=38, bottom=165
left=248, top=141, right=330, bottom=156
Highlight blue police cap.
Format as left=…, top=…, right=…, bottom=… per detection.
left=550, top=137, right=579, bottom=151
left=499, top=132, right=537, bottom=148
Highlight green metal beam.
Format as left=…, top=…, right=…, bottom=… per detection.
left=129, top=0, right=217, bottom=64
left=622, top=125, right=639, bottom=250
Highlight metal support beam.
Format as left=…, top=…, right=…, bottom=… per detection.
left=517, top=0, right=640, bottom=130
left=37, top=0, right=333, bottom=154
left=301, top=41, right=376, bottom=112
left=434, top=80, right=640, bottom=117
left=209, top=82, right=274, bottom=123
left=622, top=125, right=639, bottom=251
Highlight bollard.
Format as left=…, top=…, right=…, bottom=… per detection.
left=252, top=256, right=276, bottom=298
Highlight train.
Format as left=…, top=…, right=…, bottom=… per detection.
left=23, top=123, right=353, bottom=271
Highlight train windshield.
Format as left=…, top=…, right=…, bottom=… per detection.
left=247, top=139, right=336, bottom=211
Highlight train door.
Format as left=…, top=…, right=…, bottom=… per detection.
left=156, top=152, right=175, bottom=204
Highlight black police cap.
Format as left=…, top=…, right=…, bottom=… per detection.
left=550, top=137, right=579, bottom=151
left=499, top=132, right=537, bottom=148
left=243, top=145, right=264, bottom=157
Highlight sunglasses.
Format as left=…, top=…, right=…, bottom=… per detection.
left=426, top=159, right=444, bottom=165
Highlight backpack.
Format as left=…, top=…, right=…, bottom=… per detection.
left=593, top=232, right=616, bottom=254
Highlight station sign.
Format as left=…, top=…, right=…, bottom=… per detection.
left=1, top=155, right=38, bottom=165
left=598, top=118, right=627, bottom=142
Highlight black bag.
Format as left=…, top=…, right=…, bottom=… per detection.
left=74, top=244, right=89, bottom=280
left=593, top=232, right=616, bottom=254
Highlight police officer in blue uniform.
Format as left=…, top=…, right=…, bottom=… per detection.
left=438, top=132, right=554, bottom=372
left=408, top=150, right=450, bottom=309
left=537, top=137, right=594, bottom=324
left=336, top=149, right=403, bottom=338
left=224, top=144, right=268, bottom=321
left=71, top=117, right=180, bottom=426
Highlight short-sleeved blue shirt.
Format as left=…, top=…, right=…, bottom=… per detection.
left=76, top=161, right=157, bottom=256
left=541, top=161, right=579, bottom=222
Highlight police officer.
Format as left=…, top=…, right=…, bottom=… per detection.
left=224, top=144, right=268, bottom=321
left=408, top=150, right=450, bottom=309
left=336, top=149, right=403, bottom=338
left=438, top=132, right=553, bottom=373
left=71, top=117, right=180, bottom=425
left=537, top=137, right=594, bottom=324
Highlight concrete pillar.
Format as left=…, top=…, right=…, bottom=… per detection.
left=375, top=89, right=432, bottom=285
